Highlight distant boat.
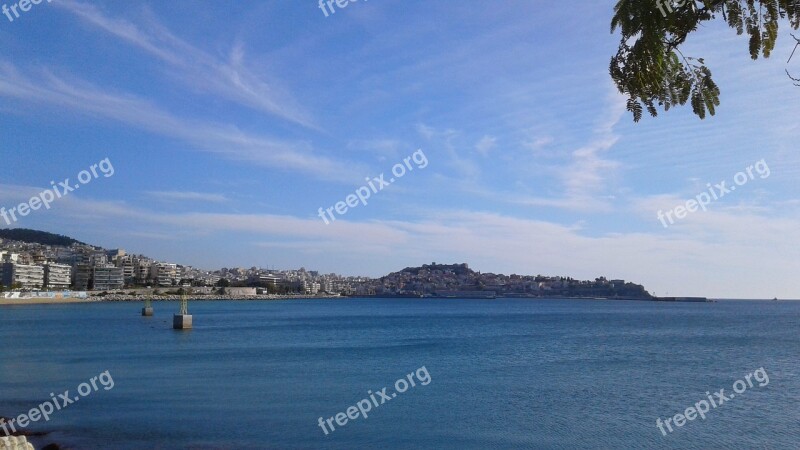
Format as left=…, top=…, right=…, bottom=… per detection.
left=773, top=297, right=778, bottom=301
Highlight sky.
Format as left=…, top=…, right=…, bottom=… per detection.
left=0, top=0, right=798, bottom=298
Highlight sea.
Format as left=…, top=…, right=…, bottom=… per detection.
left=0, top=298, right=798, bottom=449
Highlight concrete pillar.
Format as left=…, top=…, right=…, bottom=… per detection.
left=173, top=314, right=192, bottom=329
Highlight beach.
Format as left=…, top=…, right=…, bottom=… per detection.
left=0, top=294, right=341, bottom=306
left=0, top=297, right=98, bottom=306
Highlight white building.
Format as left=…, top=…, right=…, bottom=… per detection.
left=303, top=281, right=320, bottom=295
left=154, top=263, right=177, bottom=286
left=135, top=260, right=152, bottom=284
left=115, top=255, right=135, bottom=283
left=0, top=263, right=44, bottom=289
left=44, top=263, right=72, bottom=289
left=92, top=264, right=124, bottom=291
left=0, top=251, right=19, bottom=263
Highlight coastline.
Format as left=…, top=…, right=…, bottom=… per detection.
left=0, top=294, right=714, bottom=306
left=0, top=294, right=343, bottom=306
left=0, top=297, right=100, bottom=306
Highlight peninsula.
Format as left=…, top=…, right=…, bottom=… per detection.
left=0, top=229, right=702, bottom=302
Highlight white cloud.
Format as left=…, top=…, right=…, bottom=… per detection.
left=416, top=123, right=480, bottom=179
left=145, top=191, right=228, bottom=203
left=475, top=135, right=497, bottom=157
left=0, top=64, right=363, bottom=182
left=522, top=136, right=554, bottom=154
left=55, top=0, right=315, bottom=128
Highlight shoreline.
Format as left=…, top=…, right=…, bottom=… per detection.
left=0, top=294, right=718, bottom=306
left=0, top=297, right=100, bottom=306
left=0, top=294, right=342, bottom=305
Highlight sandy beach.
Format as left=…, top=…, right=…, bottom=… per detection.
left=0, top=297, right=99, bottom=306
left=0, top=294, right=341, bottom=306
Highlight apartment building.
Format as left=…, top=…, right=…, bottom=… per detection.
left=0, top=263, right=45, bottom=289
left=114, top=255, right=136, bottom=284
left=154, top=263, right=177, bottom=287
left=44, top=263, right=72, bottom=289
left=92, top=264, right=124, bottom=291
left=135, top=260, right=152, bottom=284
left=72, top=263, right=92, bottom=290
left=303, top=281, right=321, bottom=295
left=0, top=251, right=18, bottom=263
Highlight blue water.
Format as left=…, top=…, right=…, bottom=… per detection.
left=1, top=298, right=798, bottom=449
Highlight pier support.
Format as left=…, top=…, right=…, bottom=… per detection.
left=172, top=314, right=192, bottom=329
left=172, top=290, right=192, bottom=329
left=142, top=296, right=153, bottom=316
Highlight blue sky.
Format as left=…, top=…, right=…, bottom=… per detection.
left=1, top=0, right=798, bottom=298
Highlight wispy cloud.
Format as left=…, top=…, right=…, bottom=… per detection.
left=145, top=191, right=228, bottom=203
left=416, top=123, right=481, bottom=179
left=55, top=0, right=315, bottom=128
left=522, top=135, right=554, bottom=155
left=560, top=91, right=625, bottom=200
left=428, top=92, right=626, bottom=213
left=475, top=135, right=497, bottom=157
left=0, top=64, right=362, bottom=181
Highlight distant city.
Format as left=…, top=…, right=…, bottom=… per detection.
left=0, top=229, right=655, bottom=299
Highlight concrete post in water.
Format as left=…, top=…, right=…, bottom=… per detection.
left=142, top=295, right=153, bottom=316
left=173, top=289, right=192, bottom=329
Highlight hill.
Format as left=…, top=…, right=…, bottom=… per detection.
left=375, top=262, right=653, bottom=299
left=0, top=228, right=86, bottom=247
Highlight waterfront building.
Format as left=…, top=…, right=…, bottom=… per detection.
left=303, top=281, right=320, bottom=295
left=134, top=260, right=152, bottom=285
left=154, top=263, right=177, bottom=286
left=73, top=263, right=92, bottom=290
left=115, top=255, right=136, bottom=284
left=44, top=263, right=72, bottom=289
left=92, top=264, right=124, bottom=291
left=0, top=263, right=45, bottom=289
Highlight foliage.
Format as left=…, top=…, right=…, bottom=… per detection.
left=611, top=0, right=800, bottom=121
left=0, top=228, right=86, bottom=246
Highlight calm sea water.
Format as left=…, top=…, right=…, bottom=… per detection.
left=0, top=298, right=798, bottom=449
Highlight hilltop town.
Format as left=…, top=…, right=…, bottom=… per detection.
left=0, top=229, right=653, bottom=300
